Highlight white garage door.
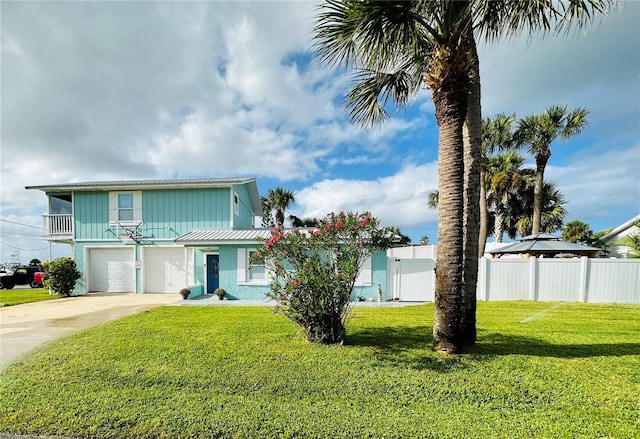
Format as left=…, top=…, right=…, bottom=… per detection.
left=89, top=248, right=135, bottom=292
left=144, top=247, right=188, bottom=293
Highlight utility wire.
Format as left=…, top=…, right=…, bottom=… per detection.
left=0, top=241, right=49, bottom=251
left=0, top=219, right=41, bottom=229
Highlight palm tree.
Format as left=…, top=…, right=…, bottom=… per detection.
left=615, top=229, right=640, bottom=258
left=260, top=196, right=275, bottom=228
left=505, top=180, right=567, bottom=238
left=480, top=114, right=516, bottom=249
left=486, top=151, right=533, bottom=242
left=514, top=105, right=589, bottom=233
left=427, top=191, right=439, bottom=209
left=562, top=220, right=594, bottom=244
left=263, top=188, right=296, bottom=228
left=314, top=0, right=614, bottom=353
left=289, top=215, right=318, bottom=227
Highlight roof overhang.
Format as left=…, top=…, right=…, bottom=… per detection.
left=26, top=177, right=257, bottom=192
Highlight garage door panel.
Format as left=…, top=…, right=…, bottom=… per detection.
left=89, top=248, right=135, bottom=292
left=144, top=248, right=188, bottom=293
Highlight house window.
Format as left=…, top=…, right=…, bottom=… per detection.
left=117, top=193, right=134, bottom=222
left=354, top=256, right=372, bottom=286
left=237, top=248, right=268, bottom=285
left=233, top=192, right=239, bottom=216
left=109, top=191, right=142, bottom=225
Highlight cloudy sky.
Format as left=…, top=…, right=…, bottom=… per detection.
left=1, top=1, right=639, bottom=264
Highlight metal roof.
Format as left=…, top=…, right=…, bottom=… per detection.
left=25, top=177, right=262, bottom=215
left=175, top=228, right=272, bottom=244
left=489, top=239, right=601, bottom=255
left=25, top=177, right=256, bottom=191
left=519, top=232, right=561, bottom=241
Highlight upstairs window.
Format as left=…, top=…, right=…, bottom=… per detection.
left=117, top=193, right=134, bottom=222
left=109, top=191, right=142, bottom=225
left=233, top=192, right=239, bottom=216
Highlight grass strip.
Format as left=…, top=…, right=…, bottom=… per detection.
left=0, top=288, right=59, bottom=307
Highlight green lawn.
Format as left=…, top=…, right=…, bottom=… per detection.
left=1, top=302, right=639, bottom=438
left=0, top=288, right=59, bottom=307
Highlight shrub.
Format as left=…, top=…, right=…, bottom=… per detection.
left=43, top=257, right=82, bottom=297
left=179, top=288, right=190, bottom=299
left=214, top=288, right=226, bottom=299
left=251, top=211, right=396, bottom=344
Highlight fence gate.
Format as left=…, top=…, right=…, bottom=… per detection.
left=388, top=258, right=436, bottom=302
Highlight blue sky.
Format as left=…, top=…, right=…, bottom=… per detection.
left=1, top=1, right=639, bottom=264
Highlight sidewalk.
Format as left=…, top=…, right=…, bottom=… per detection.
left=0, top=293, right=177, bottom=367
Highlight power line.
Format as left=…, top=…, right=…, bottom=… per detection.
left=0, top=241, right=48, bottom=251
left=0, top=218, right=41, bottom=229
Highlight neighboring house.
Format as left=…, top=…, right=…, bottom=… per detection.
left=26, top=178, right=386, bottom=300
left=601, top=214, right=640, bottom=258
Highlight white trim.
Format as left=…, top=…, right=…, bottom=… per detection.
left=354, top=256, right=372, bottom=286
left=237, top=248, right=247, bottom=283
left=233, top=191, right=240, bottom=216
left=109, top=191, right=142, bottom=226
left=237, top=247, right=269, bottom=285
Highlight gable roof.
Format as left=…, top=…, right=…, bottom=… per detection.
left=25, top=177, right=262, bottom=214
left=601, top=213, right=640, bottom=241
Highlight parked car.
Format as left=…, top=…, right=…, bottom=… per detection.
left=0, top=265, right=44, bottom=289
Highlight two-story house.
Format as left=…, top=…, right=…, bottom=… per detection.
left=26, top=177, right=387, bottom=300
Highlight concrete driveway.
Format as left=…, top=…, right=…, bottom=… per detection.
left=0, top=293, right=178, bottom=368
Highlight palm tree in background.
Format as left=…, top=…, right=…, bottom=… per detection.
left=486, top=151, right=533, bottom=242
left=562, top=220, right=594, bottom=244
left=505, top=180, right=567, bottom=238
left=263, top=187, right=296, bottom=228
left=314, top=0, right=614, bottom=353
left=480, top=114, right=516, bottom=250
left=514, top=105, right=589, bottom=234
left=289, top=215, right=318, bottom=227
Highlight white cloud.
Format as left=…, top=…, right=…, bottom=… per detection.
left=294, top=161, right=439, bottom=228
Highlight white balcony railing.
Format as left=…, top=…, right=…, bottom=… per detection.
left=42, top=214, right=73, bottom=238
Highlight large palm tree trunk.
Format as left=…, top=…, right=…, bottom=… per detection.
left=431, top=61, right=469, bottom=354
left=461, top=36, right=481, bottom=346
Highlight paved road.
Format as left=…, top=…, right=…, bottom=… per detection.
left=0, top=293, right=177, bottom=368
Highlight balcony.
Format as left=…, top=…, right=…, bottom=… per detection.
left=42, top=214, right=73, bottom=241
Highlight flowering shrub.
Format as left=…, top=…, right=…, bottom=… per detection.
left=251, top=211, right=396, bottom=344
left=43, top=257, right=82, bottom=297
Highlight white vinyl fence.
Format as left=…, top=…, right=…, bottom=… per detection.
left=478, top=257, right=640, bottom=304
left=386, top=246, right=640, bottom=304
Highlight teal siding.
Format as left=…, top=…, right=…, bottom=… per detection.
left=194, top=245, right=388, bottom=301
left=232, top=184, right=255, bottom=228
left=219, top=245, right=270, bottom=300
left=73, top=188, right=233, bottom=240
left=74, top=192, right=110, bottom=240
left=352, top=251, right=388, bottom=300
left=142, top=188, right=230, bottom=239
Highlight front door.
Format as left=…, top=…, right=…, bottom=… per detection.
left=206, top=254, right=220, bottom=294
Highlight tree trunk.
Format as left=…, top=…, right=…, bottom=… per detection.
left=431, top=65, right=468, bottom=354
left=532, top=156, right=548, bottom=234
left=479, top=163, right=489, bottom=253
left=461, top=36, right=481, bottom=346
left=494, top=209, right=505, bottom=243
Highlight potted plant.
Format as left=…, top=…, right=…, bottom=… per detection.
left=214, top=288, right=226, bottom=300
left=179, top=288, right=190, bottom=300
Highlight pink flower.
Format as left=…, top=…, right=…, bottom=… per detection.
left=360, top=221, right=367, bottom=227
left=336, top=221, right=343, bottom=229
left=313, top=230, right=320, bottom=236
left=291, top=279, right=301, bottom=286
